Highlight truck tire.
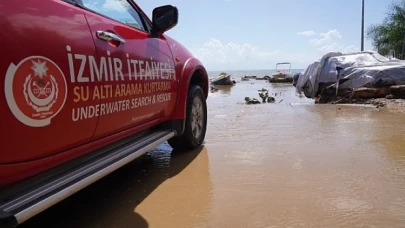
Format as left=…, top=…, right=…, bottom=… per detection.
left=168, top=85, right=207, bottom=151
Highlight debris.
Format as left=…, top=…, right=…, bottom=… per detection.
left=350, top=87, right=390, bottom=99
left=258, top=91, right=269, bottom=103
left=389, top=85, right=405, bottom=98
left=269, top=77, right=293, bottom=83
left=256, top=76, right=271, bottom=80
left=244, top=97, right=261, bottom=104
left=243, top=91, right=277, bottom=105
left=268, top=97, right=276, bottom=103
left=211, top=72, right=233, bottom=85
left=296, top=51, right=405, bottom=99
left=316, top=84, right=405, bottom=109
left=244, top=75, right=257, bottom=79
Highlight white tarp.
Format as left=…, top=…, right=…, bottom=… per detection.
left=296, top=51, right=405, bottom=98
left=295, top=52, right=342, bottom=97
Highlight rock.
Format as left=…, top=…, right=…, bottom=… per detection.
left=244, top=75, right=257, bottom=79
left=350, top=87, right=390, bottom=99
left=267, top=97, right=276, bottom=103
left=389, top=85, right=405, bottom=98
left=386, top=94, right=395, bottom=99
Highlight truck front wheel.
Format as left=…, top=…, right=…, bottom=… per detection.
left=168, top=85, right=207, bottom=151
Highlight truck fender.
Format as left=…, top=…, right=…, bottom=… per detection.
left=171, top=57, right=208, bottom=134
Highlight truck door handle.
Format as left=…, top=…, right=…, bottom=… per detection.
left=96, top=31, right=126, bottom=44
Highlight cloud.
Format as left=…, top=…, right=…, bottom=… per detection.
left=102, top=0, right=129, bottom=12
left=82, top=0, right=130, bottom=13
left=297, top=30, right=317, bottom=37
left=318, top=43, right=359, bottom=53
left=306, top=29, right=358, bottom=53
left=309, top=29, right=342, bottom=46
left=190, top=39, right=317, bottom=70
left=190, top=29, right=358, bottom=70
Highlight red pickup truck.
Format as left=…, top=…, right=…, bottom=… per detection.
left=0, top=0, right=209, bottom=227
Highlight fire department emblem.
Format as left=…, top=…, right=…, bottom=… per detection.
left=4, top=56, right=67, bottom=127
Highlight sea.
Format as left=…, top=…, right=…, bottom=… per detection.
left=207, top=69, right=305, bottom=79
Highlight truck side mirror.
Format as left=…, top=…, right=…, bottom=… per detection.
left=152, top=5, right=178, bottom=36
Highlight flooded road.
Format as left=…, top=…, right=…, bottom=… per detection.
left=20, top=80, right=405, bottom=228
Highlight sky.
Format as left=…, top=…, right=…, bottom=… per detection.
left=133, top=0, right=392, bottom=70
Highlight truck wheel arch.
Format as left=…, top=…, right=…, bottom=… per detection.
left=171, top=58, right=208, bottom=135
left=189, top=68, right=209, bottom=99
left=174, top=58, right=208, bottom=118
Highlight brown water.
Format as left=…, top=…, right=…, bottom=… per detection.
left=20, top=80, right=405, bottom=228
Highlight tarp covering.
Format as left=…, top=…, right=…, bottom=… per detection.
left=296, top=51, right=405, bottom=98
left=295, top=52, right=341, bottom=97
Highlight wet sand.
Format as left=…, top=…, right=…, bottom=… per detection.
left=20, top=80, right=405, bottom=228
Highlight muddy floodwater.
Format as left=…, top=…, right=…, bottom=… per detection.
left=20, top=80, right=405, bottom=228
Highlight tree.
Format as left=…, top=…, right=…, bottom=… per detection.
left=367, top=0, right=405, bottom=56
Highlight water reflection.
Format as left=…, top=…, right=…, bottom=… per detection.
left=205, top=84, right=405, bottom=227
left=210, top=85, right=233, bottom=95
left=269, top=82, right=294, bottom=89
left=19, top=144, right=212, bottom=228
left=208, top=80, right=313, bottom=106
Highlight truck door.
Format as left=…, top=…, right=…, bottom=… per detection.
left=79, top=0, right=178, bottom=139
left=0, top=0, right=100, bottom=163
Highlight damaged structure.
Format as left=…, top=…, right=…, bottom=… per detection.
left=295, top=51, right=405, bottom=105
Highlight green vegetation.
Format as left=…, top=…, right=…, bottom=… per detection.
left=367, top=0, right=405, bottom=56
left=244, top=97, right=261, bottom=104
left=259, top=91, right=269, bottom=103
left=244, top=91, right=276, bottom=104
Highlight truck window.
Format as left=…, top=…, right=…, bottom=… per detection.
left=81, top=0, right=146, bottom=31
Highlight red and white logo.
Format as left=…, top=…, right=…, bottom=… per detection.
left=5, top=56, right=67, bottom=127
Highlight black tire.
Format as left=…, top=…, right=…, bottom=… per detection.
left=168, top=85, right=207, bottom=152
